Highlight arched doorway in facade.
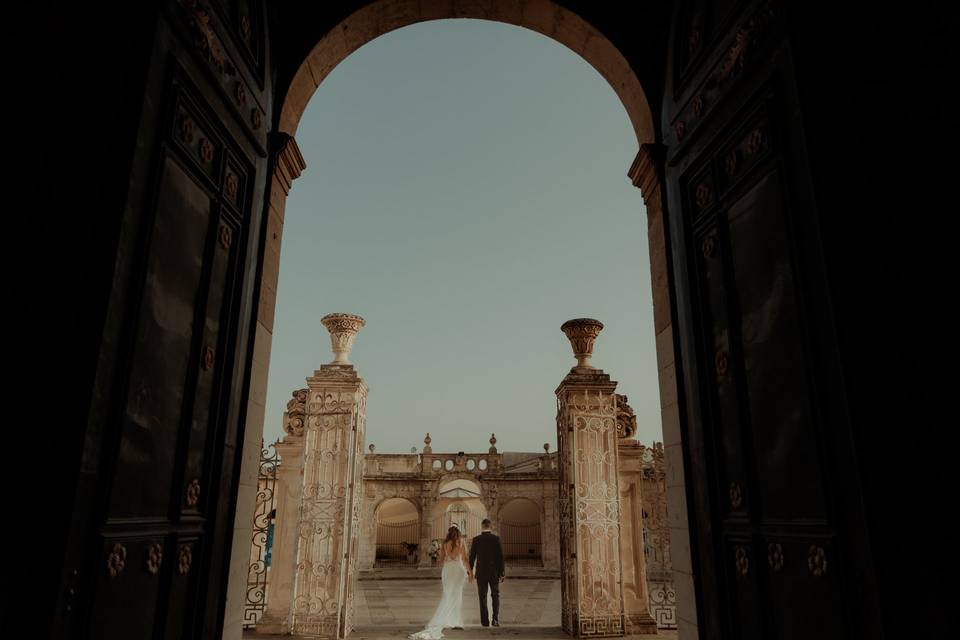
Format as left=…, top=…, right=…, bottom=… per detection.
left=240, top=7, right=679, bottom=636
left=498, top=498, right=543, bottom=567
left=434, top=478, right=487, bottom=551
left=374, top=498, right=420, bottom=567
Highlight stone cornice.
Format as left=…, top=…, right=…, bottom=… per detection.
left=628, top=143, right=666, bottom=205
left=272, top=132, right=306, bottom=195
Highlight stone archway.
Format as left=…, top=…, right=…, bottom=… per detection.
left=216, top=2, right=695, bottom=639
left=437, top=477, right=487, bottom=542
left=277, top=2, right=655, bottom=144
left=50, top=0, right=941, bottom=637
left=497, top=498, right=544, bottom=567
left=359, top=479, right=426, bottom=570
left=373, top=498, right=421, bottom=567
left=230, top=2, right=690, bottom=635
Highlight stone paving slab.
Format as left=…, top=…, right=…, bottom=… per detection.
left=354, top=578, right=561, bottom=626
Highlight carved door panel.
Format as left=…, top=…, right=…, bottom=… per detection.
left=54, top=2, right=271, bottom=638
left=662, top=2, right=879, bottom=638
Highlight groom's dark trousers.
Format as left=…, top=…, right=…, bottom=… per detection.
left=470, top=531, right=505, bottom=626
left=476, top=575, right=499, bottom=626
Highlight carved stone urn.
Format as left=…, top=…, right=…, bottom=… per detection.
left=560, top=318, right=604, bottom=370
left=320, top=313, right=365, bottom=364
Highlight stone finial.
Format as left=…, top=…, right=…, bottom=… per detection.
left=320, top=313, right=365, bottom=364
left=544, top=443, right=550, bottom=453
left=560, top=318, right=604, bottom=369
left=423, top=433, right=432, bottom=454
left=489, top=433, right=497, bottom=454
left=368, top=443, right=375, bottom=453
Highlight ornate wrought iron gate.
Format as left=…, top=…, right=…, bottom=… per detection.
left=641, top=443, right=676, bottom=629
left=500, top=519, right=543, bottom=566
left=243, top=442, right=279, bottom=628
left=375, top=519, right=420, bottom=566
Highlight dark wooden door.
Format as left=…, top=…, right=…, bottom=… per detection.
left=661, top=2, right=880, bottom=638
left=52, top=1, right=271, bottom=637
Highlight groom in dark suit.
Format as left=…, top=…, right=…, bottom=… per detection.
left=469, top=518, right=505, bottom=627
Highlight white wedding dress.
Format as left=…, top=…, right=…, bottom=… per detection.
left=408, top=544, right=468, bottom=640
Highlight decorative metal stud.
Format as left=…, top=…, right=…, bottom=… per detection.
left=715, top=350, right=730, bottom=376
left=735, top=546, right=749, bottom=576
left=729, top=481, right=742, bottom=508
left=675, top=121, right=687, bottom=141
left=178, top=114, right=194, bottom=144
left=725, top=150, right=740, bottom=176
left=693, top=95, right=704, bottom=117
left=695, top=182, right=712, bottom=208
left=201, top=346, right=215, bottom=371
left=225, top=172, right=239, bottom=199
left=251, top=108, right=262, bottom=130
left=107, top=543, right=127, bottom=578
left=198, top=138, right=214, bottom=163
left=185, top=479, right=200, bottom=507
left=808, top=545, right=827, bottom=577
left=702, top=236, right=716, bottom=258
left=146, top=543, right=163, bottom=575
left=219, top=225, right=232, bottom=250
left=689, top=29, right=701, bottom=52
left=768, top=543, right=784, bottom=572
left=178, top=545, right=192, bottom=575
left=234, top=81, right=247, bottom=106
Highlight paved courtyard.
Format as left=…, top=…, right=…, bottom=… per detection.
left=246, top=577, right=673, bottom=639
left=355, top=577, right=560, bottom=626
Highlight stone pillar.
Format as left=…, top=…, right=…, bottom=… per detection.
left=482, top=482, right=499, bottom=532
left=556, top=319, right=626, bottom=638
left=615, top=395, right=658, bottom=635
left=291, top=314, right=367, bottom=638
left=419, top=490, right=436, bottom=568
left=358, top=484, right=378, bottom=570
left=257, top=416, right=306, bottom=634
left=542, top=479, right=561, bottom=571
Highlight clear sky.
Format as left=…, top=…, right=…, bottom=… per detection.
left=264, top=19, right=661, bottom=454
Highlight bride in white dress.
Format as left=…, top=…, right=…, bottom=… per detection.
left=408, top=526, right=473, bottom=640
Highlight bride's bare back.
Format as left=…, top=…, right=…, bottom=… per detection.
left=439, top=540, right=468, bottom=566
